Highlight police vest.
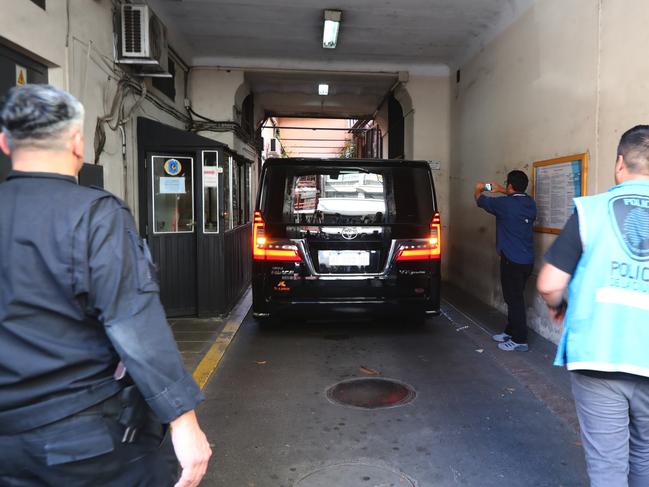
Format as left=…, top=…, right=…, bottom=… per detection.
left=554, top=180, right=649, bottom=377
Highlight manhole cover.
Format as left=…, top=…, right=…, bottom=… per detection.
left=326, top=378, right=416, bottom=409
left=296, top=462, right=417, bottom=487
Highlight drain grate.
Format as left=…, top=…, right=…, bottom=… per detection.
left=326, top=377, right=416, bottom=409
left=295, top=462, right=417, bottom=487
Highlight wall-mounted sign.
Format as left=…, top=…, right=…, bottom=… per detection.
left=160, top=176, right=186, bottom=194
left=203, top=167, right=218, bottom=188
left=533, top=153, right=588, bottom=234
left=164, top=158, right=182, bottom=176
left=15, top=65, right=27, bottom=86
left=427, top=160, right=441, bottom=171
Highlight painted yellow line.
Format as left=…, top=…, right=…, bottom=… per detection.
left=192, top=290, right=251, bottom=390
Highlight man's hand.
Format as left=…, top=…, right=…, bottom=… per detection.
left=475, top=181, right=505, bottom=201
left=546, top=299, right=568, bottom=323
left=537, top=263, right=571, bottom=324
left=474, top=182, right=487, bottom=201
left=171, top=410, right=212, bottom=487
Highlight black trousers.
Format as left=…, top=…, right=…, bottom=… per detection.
left=500, top=254, right=533, bottom=344
left=0, top=403, right=178, bottom=487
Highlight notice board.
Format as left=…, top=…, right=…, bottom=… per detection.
left=532, top=153, right=588, bottom=234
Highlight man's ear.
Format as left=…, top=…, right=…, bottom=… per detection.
left=71, top=131, right=84, bottom=160
left=614, top=154, right=628, bottom=184
left=0, top=132, right=11, bottom=156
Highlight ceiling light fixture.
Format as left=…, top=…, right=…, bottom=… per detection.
left=318, top=83, right=329, bottom=96
left=322, top=9, right=342, bottom=49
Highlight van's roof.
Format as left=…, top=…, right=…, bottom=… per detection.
left=263, top=158, right=431, bottom=168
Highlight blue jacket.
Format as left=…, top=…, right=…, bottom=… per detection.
left=555, top=180, right=649, bottom=377
left=477, top=192, right=537, bottom=264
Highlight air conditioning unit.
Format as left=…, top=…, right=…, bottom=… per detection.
left=117, top=4, right=170, bottom=77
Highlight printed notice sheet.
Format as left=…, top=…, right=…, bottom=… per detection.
left=533, top=154, right=587, bottom=233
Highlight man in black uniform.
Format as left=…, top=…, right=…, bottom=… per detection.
left=0, top=85, right=211, bottom=486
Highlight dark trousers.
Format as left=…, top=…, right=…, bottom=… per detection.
left=0, top=404, right=178, bottom=486
left=500, top=254, right=533, bottom=344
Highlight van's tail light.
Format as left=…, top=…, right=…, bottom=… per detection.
left=253, top=211, right=302, bottom=262
left=396, top=212, right=442, bottom=261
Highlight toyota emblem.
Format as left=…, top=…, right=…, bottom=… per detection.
left=341, top=227, right=358, bottom=240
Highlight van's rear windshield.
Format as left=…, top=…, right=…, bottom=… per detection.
left=259, top=165, right=434, bottom=225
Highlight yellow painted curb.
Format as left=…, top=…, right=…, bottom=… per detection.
left=192, top=290, right=251, bottom=390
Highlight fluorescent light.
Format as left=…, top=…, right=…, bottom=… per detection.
left=323, top=10, right=341, bottom=49
left=318, top=84, right=329, bottom=96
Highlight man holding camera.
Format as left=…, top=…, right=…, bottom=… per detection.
left=474, top=170, right=537, bottom=351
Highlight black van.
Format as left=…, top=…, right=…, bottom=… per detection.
left=252, top=158, right=441, bottom=321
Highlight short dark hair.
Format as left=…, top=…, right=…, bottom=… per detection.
left=617, top=125, right=649, bottom=175
left=507, top=170, right=528, bottom=192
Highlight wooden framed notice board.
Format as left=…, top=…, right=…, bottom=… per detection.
left=532, top=153, right=588, bottom=234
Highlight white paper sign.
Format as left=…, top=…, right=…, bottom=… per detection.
left=203, top=167, right=218, bottom=188
left=427, top=160, right=441, bottom=171
left=534, top=160, right=582, bottom=230
left=160, top=177, right=186, bottom=194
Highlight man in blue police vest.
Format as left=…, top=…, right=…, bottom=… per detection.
left=475, top=170, right=537, bottom=351
left=538, top=125, right=649, bottom=487
left=0, top=84, right=211, bottom=486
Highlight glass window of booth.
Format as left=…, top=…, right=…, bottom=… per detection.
left=223, top=155, right=252, bottom=230
left=202, top=151, right=219, bottom=234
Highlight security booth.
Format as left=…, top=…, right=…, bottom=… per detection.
left=137, top=118, right=253, bottom=317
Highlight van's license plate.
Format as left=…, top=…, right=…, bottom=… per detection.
left=323, top=251, right=370, bottom=267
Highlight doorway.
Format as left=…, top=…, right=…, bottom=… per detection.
left=146, top=153, right=198, bottom=316
left=0, top=43, right=48, bottom=181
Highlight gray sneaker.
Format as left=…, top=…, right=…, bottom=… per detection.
left=498, top=340, right=529, bottom=352
left=492, top=332, right=512, bottom=343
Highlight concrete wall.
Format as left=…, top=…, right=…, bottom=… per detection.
left=400, top=76, right=452, bottom=276
left=187, top=67, right=259, bottom=193
left=0, top=0, right=191, bottom=221
left=0, top=0, right=67, bottom=85
left=187, top=68, right=245, bottom=150
left=1, top=1, right=261, bottom=222
left=597, top=0, right=649, bottom=191
left=449, top=0, right=649, bottom=343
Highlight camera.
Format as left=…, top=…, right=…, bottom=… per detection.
left=484, top=183, right=493, bottom=191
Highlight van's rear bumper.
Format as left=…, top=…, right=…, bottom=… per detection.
left=252, top=274, right=441, bottom=318
left=252, top=299, right=441, bottom=319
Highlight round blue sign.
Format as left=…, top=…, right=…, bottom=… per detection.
left=164, top=158, right=182, bottom=176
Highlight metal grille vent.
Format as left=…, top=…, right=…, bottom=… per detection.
left=121, top=5, right=148, bottom=57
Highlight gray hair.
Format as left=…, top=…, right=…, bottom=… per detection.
left=0, top=84, right=85, bottom=151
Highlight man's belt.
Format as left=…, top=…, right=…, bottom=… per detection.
left=81, top=384, right=150, bottom=443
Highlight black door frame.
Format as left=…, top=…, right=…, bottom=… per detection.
left=0, top=42, right=48, bottom=182
left=146, top=151, right=198, bottom=317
